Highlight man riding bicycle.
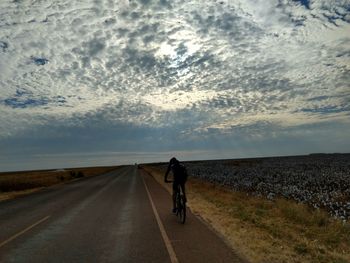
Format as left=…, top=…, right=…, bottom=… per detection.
left=164, top=157, right=187, bottom=213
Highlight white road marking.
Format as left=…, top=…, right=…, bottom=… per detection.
left=142, top=174, right=179, bottom=263
left=0, top=215, right=51, bottom=248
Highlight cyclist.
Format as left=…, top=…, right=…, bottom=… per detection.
left=164, top=157, right=187, bottom=213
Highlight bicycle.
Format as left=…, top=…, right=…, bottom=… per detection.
left=165, top=180, right=186, bottom=224
left=175, top=183, right=186, bottom=224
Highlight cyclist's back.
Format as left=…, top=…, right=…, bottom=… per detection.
left=170, top=162, right=187, bottom=183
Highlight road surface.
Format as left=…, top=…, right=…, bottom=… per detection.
left=0, top=166, right=246, bottom=262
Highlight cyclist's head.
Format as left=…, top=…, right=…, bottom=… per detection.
left=170, top=157, right=179, bottom=165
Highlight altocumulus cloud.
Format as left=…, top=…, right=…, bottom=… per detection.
left=0, top=0, right=349, bottom=171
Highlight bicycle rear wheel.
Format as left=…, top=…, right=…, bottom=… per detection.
left=182, top=195, right=186, bottom=224
left=176, top=195, right=186, bottom=224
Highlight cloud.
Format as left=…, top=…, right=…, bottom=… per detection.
left=31, top=57, right=49, bottom=66
left=0, top=0, right=349, bottom=170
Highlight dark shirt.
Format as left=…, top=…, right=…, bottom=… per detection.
left=165, top=162, right=187, bottom=183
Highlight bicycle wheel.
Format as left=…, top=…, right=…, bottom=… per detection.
left=181, top=195, right=186, bottom=224
left=176, top=194, right=186, bottom=224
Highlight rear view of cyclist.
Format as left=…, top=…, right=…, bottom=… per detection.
left=164, top=157, right=187, bottom=213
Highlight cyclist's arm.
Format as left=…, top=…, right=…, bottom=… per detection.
left=164, top=164, right=171, bottom=183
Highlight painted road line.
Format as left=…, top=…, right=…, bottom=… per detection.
left=142, top=174, right=179, bottom=263
left=0, top=215, right=51, bottom=248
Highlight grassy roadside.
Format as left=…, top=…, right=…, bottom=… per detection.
left=0, top=166, right=120, bottom=202
left=142, top=165, right=350, bottom=263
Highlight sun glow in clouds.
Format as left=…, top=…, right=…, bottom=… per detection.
left=143, top=88, right=217, bottom=111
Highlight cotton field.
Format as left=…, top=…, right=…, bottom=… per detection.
left=161, top=154, right=350, bottom=220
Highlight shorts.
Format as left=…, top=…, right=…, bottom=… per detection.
left=173, top=180, right=185, bottom=192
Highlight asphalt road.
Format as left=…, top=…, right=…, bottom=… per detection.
left=0, top=166, right=246, bottom=263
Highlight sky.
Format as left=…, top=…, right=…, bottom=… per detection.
left=0, top=0, right=349, bottom=171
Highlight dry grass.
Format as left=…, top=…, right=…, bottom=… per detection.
left=0, top=166, right=120, bottom=201
left=143, top=165, right=350, bottom=263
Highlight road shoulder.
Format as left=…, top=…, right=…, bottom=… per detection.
left=140, top=168, right=248, bottom=263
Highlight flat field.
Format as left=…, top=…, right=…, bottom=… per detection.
left=143, top=154, right=350, bottom=263
left=0, top=166, right=120, bottom=201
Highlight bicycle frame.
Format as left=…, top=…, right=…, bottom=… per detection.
left=165, top=180, right=186, bottom=224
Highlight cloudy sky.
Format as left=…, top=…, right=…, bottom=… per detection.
left=0, top=0, right=349, bottom=171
